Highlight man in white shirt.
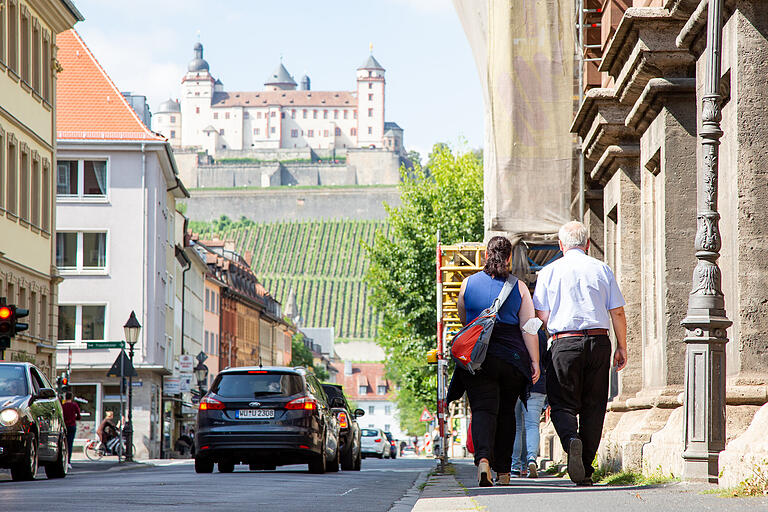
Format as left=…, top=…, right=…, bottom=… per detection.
left=533, top=221, right=627, bottom=485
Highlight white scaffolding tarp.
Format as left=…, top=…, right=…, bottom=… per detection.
left=453, top=0, right=575, bottom=238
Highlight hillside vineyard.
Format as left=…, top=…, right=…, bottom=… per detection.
left=196, top=219, right=388, bottom=341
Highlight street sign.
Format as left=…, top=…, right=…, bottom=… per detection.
left=196, top=351, right=208, bottom=363
left=106, top=350, right=137, bottom=377
left=179, top=354, right=194, bottom=374
left=87, top=341, right=125, bottom=349
left=180, top=374, right=193, bottom=393
left=163, top=376, right=180, bottom=395
left=420, top=407, right=433, bottom=422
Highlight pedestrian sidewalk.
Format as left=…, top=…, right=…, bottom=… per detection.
left=69, top=451, right=194, bottom=474
left=410, top=459, right=768, bottom=512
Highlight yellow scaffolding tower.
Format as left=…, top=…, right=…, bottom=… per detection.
left=439, top=243, right=485, bottom=337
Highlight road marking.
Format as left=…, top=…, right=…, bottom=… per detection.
left=339, top=487, right=359, bottom=496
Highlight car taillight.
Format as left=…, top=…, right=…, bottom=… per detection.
left=286, top=396, right=318, bottom=411
left=374, top=438, right=381, bottom=443
left=199, top=396, right=225, bottom=411
left=338, top=411, right=349, bottom=429
left=391, top=441, right=396, bottom=446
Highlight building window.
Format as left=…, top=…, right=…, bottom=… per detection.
left=30, top=157, right=39, bottom=226
left=20, top=8, right=29, bottom=82
left=350, top=128, right=357, bottom=136
left=195, top=107, right=200, bottom=114
left=42, top=31, right=51, bottom=102
left=219, top=129, right=224, bottom=135
left=213, top=112, right=218, bottom=119
left=384, top=424, right=390, bottom=432
left=333, top=110, right=338, bottom=119
left=368, top=94, right=373, bottom=101
left=302, top=109, right=307, bottom=119
left=8, top=0, right=17, bottom=72
left=204, top=330, right=209, bottom=353
left=359, top=385, right=367, bottom=395
left=291, top=110, right=296, bottom=119
left=41, top=160, right=50, bottom=231
left=368, top=405, right=375, bottom=414
left=377, top=385, right=387, bottom=395
left=170, top=115, right=176, bottom=123
left=368, top=108, right=373, bottom=117
left=323, top=130, right=329, bottom=137
left=354, top=110, right=357, bottom=119
left=323, top=110, right=328, bottom=119
left=307, top=130, right=314, bottom=138
left=270, top=111, right=276, bottom=118
left=225, top=112, right=230, bottom=119
left=243, top=112, right=249, bottom=119
left=254, top=128, right=260, bottom=135
left=32, top=21, right=40, bottom=92
left=205, top=288, right=210, bottom=311
left=281, top=112, right=285, bottom=119
left=270, top=126, right=275, bottom=134
left=368, top=71, right=372, bottom=77
left=256, top=112, right=262, bottom=119
left=313, top=110, right=317, bottom=119
left=368, top=83, right=372, bottom=89
left=343, top=110, right=348, bottom=120
left=170, top=130, right=176, bottom=138
left=368, top=127, right=373, bottom=135
left=57, top=304, right=106, bottom=342
left=384, top=405, right=391, bottom=415
left=19, top=148, right=28, bottom=222
left=57, top=160, right=107, bottom=198
left=334, top=127, right=341, bottom=136
left=291, top=129, right=298, bottom=137
left=56, top=231, right=107, bottom=271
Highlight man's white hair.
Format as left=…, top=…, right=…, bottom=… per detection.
left=559, top=221, right=589, bottom=250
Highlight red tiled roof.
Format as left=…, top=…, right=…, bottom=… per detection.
left=212, top=90, right=357, bottom=108
left=56, top=29, right=164, bottom=141
left=332, top=362, right=391, bottom=401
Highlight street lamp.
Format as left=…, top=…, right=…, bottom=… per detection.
left=123, top=311, right=141, bottom=462
left=194, top=361, right=209, bottom=395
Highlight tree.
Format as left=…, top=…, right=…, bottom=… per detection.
left=290, top=332, right=330, bottom=381
left=365, top=143, right=483, bottom=435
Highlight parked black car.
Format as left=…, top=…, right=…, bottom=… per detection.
left=384, top=431, right=397, bottom=459
left=0, top=362, right=68, bottom=480
left=322, top=383, right=364, bottom=471
left=195, top=366, right=340, bottom=474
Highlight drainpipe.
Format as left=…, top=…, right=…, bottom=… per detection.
left=175, top=239, right=191, bottom=355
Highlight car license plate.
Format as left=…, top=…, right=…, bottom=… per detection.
left=237, top=409, right=274, bottom=419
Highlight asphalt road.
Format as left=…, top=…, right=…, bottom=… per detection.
left=0, top=456, right=434, bottom=512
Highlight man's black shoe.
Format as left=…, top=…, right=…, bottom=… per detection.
left=567, top=438, right=585, bottom=483
left=575, top=478, right=593, bottom=486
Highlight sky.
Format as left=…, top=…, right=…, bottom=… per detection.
left=71, top=0, right=484, bottom=159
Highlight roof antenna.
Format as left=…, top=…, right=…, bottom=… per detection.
left=196, top=30, right=201, bottom=42
left=369, top=42, right=373, bottom=54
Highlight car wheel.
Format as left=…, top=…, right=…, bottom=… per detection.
left=195, top=456, right=214, bottom=473
left=11, top=434, right=38, bottom=481
left=44, top=434, right=68, bottom=479
left=218, top=460, right=235, bottom=473
left=353, top=449, right=362, bottom=471
left=327, top=446, right=340, bottom=473
left=340, top=445, right=355, bottom=471
left=308, top=435, right=327, bottom=474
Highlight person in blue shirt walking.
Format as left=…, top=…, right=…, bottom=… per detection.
left=457, top=236, right=541, bottom=487
left=510, top=328, right=548, bottom=478
left=533, top=221, right=628, bottom=485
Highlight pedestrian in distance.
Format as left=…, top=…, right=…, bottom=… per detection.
left=533, top=221, right=628, bottom=486
left=98, top=410, right=117, bottom=445
left=510, top=328, right=548, bottom=478
left=456, top=236, right=541, bottom=487
left=61, top=391, right=81, bottom=469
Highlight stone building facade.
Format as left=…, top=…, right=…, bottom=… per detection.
left=0, top=0, right=82, bottom=380
left=570, top=0, right=768, bottom=486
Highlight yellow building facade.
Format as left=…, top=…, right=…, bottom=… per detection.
left=0, top=0, right=82, bottom=379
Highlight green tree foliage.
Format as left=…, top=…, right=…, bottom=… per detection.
left=289, top=333, right=329, bottom=381
left=365, top=143, right=483, bottom=435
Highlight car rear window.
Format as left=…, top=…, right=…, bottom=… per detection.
left=361, top=429, right=379, bottom=437
left=212, top=372, right=304, bottom=398
left=322, top=385, right=345, bottom=402
left=0, top=365, right=28, bottom=396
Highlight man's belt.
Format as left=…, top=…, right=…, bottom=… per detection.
left=551, top=329, right=609, bottom=341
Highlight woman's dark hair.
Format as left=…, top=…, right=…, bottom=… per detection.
left=484, top=236, right=512, bottom=278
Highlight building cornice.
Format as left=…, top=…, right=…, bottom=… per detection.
left=572, top=88, right=637, bottom=164
left=626, top=78, right=696, bottom=132
left=591, top=144, right=641, bottom=185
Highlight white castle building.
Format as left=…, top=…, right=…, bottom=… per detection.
left=153, top=42, right=404, bottom=157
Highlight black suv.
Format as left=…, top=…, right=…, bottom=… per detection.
left=0, top=362, right=68, bottom=480
left=195, top=366, right=340, bottom=474
left=322, top=383, right=364, bottom=471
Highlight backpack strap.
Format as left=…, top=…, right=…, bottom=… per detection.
left=492, top=275, right=519, bottom=311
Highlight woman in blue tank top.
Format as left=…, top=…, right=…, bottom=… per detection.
left=456, top=236, right=541, bottom=487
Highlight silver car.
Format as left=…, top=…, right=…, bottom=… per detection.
left=360, top=428, right=389, bottom=459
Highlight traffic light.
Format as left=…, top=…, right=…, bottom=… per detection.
left=14, top=307, right=28, bottom=336
left=0, top=305, right=12, bottom=350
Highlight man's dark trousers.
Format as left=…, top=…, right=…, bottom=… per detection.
left=545, top=334, right=611, bottom=478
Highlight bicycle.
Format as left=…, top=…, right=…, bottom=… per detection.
left=84, top=434, right=136, bottom=461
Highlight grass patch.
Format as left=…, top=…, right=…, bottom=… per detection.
left=588, top=458, right=677, bottom=486
left=704, top=461, right=768, bottom=497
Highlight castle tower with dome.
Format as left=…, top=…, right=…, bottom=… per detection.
left=153, top=42, right=404, bottom=158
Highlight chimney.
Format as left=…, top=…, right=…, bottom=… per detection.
left=344, top=361, right=352, bottom=376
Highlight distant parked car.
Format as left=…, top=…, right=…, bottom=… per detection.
left=322, top=383, right=364, bottom=471
left=360, top=428, right=389, bottom=459
left=401, top=446, right=416, bottom=457
left=383, top=431, right=397, bottom=459
left=0, top=362, right=69, bottom=480
left=195, top=366, right=340, bottom=474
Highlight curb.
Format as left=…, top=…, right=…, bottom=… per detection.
left=409, top=463, right=481, bottom=512
left=388, top=467, right=432, bottom=512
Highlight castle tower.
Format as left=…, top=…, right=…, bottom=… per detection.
left=153, top=98, right=181, bottom=147
left=299, top=74, right=311, bottom=91
left=264, top=62, right=297, bottom=91
left=356, top=52, right=385, bottom=147
left=180, top=41, right=215, bottom=148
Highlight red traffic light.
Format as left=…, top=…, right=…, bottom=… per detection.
left=0, top=307, right=11, bottom=319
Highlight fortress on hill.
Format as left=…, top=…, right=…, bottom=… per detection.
left=152, top=42, right=409, bottom=201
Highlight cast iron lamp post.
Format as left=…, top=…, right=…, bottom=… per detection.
left=680, top=0, right=730, bottom=482
left=194, top=361, right=209, bottom=396
left=123, top=311, right=141, bottom=462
